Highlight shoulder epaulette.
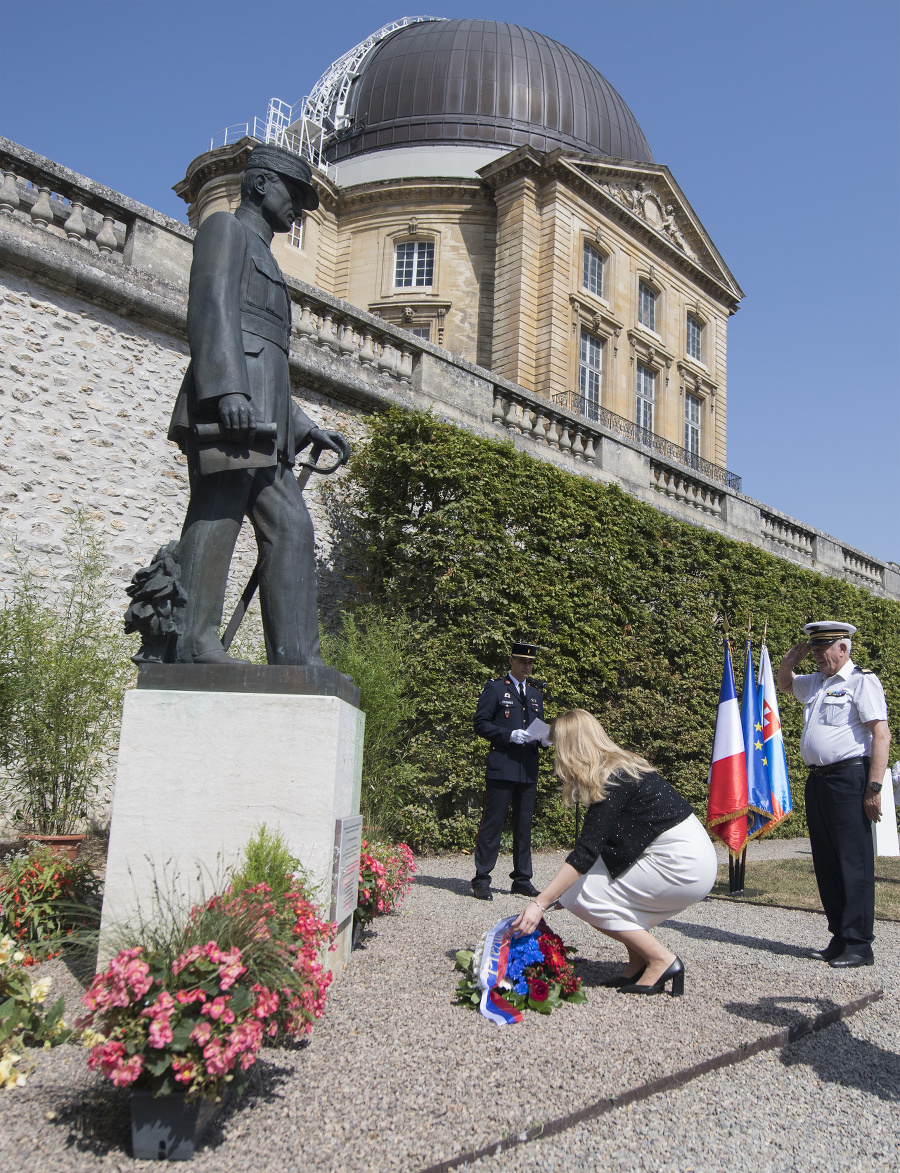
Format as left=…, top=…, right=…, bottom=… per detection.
left=856, top=667, right=874, bottom=675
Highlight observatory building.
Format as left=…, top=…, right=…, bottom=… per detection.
left=176, top=17, right=743, bottom=475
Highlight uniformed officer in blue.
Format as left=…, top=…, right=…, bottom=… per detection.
left=471, top=641, right=548, bottom=900
left=168, top=144, right=349, bottom=664
left=777, top=621, right=892, bottom=967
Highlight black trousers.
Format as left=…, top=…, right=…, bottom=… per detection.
left=473, top=781, right=537, bottom=886
left=178, top=448, right=321, bottom=664
left=805, top=758, right=875, bottom=951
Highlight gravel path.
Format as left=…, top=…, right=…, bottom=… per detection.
left=0, top=844, right=894, bottom=1173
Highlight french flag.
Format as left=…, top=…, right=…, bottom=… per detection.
left=707, top=641, right=749, bottom=856
left=478, top=917, right=523, bottom=1025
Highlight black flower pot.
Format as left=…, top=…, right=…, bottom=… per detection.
left=130, top=1091, right=218, bottom=1161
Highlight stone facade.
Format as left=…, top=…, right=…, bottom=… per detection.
left=175, top=140, right=740, bottom=474
left=2, top=136, right=898, bottom=616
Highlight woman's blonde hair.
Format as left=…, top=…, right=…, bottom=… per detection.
left=551, top=709, right=652, bottom=807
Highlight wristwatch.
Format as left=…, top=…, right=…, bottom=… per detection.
left=867, top=781, right=883, bottom=794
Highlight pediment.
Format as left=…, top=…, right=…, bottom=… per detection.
left=559, top=156, right=743, bottom=303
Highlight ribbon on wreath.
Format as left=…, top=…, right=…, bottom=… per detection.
left=477, top=916, right=523, bottom=1025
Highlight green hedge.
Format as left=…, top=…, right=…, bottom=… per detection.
left=335, top=409, right=899, bottom=852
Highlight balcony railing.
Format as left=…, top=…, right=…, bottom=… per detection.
left=552, top=392, right=742, bottom=492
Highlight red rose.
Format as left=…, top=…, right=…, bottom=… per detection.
left=528, top=978, right=550, bottom=1002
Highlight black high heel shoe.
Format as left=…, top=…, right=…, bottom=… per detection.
left=619, top=957, right=684, bottom=997
left=599, top=965, right=646, bottom=989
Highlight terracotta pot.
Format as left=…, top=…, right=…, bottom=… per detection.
left=17, top=834, right=86, bottom=862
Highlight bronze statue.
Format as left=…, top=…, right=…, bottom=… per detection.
left=166, top=144, right=349, bottom=665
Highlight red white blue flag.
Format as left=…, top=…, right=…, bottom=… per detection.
left=477, top=917, right=523, bottom=1025
left=707, top=640, right=749, bottom=856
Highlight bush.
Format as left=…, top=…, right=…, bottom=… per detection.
left=321, top=606, right=420, bottom=838
left=0, top=520, right=134, bottom=835
left=355, top=840, right=416, bottom=929
left=335, top=409, right=900, bottom=850
left=229, top=823, right=316, bottom=910
left=0, top=847, right=103, bottom=964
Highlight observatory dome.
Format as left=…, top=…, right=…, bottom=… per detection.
left=326, top=18, right=653, bottom=165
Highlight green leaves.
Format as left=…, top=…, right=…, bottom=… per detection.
left=336, top=408, right=900, bottom=849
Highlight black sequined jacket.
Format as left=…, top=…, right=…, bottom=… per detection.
left=565, top=770, right=694, bottom=880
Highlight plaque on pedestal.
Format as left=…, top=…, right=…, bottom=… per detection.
left=331, top=815, right=363, bottom=924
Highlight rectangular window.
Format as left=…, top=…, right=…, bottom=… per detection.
left=582, top=242, right=604, bottom=298
left=408, top=326, right=431, bottom=340
left=578, top=330, right=603, bottom=418
left=636, top=363, right=655, bottom=433
left=638, top=281, right=656, bottom=332
left=288, top=221, right=303, bottom=249
left=685, top=392, right=701, bottom=457
left=394, top=240, right=434, bottom=288
left=686, top=314, right=703, bottom=362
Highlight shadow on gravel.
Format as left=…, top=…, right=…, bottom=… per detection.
left=568, top=957, right=629, bottom=987
left=665, top=920, right=814, bottom=959
left=414, top=873, right=479, bottom=897
left=725, top=995, right=900, bottom=1102
left=50, top=1084, right=131, bottom=1158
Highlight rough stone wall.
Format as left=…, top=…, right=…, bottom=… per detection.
left=0, top=270, right=369, bottom=630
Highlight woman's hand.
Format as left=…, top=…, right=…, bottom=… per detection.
left=512, top=900, right=546, bottom=936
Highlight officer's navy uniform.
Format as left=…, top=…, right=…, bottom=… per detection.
left=472, top=675, right=545, bottom=889
left=794, top=656, right=888, bottom=957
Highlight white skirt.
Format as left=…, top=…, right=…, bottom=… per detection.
left=558, top=813, right=718, bottom=933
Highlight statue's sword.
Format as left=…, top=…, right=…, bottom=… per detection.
left=220, top=442, right=345, bottom=652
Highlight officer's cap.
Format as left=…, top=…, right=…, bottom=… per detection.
left=245, top=144, right=319, bottom=212
left=510, top=641, right=540, bottom=659
left=804, top=620, right=857, bottom=646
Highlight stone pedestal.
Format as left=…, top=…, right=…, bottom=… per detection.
left=98, top=665, right=364, bottom=974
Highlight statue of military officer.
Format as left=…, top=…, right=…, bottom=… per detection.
left=167, top=144, right=349, bottom=665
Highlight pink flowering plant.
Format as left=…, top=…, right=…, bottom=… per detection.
left=77, top=881, right=334, bottom=1100
left=355, top=840, right=416, bottom=929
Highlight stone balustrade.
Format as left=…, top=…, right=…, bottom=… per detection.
left=491, top=388, right=598, bottom=463
left=291, top=295, right=415, bottom=384
left=760, top=510, right=815, bottom=559
left=842, top=549, right=884, bottom=590
left=651, top=462, right=723, bottom=517
left=0, top=162, right=129, bottom=261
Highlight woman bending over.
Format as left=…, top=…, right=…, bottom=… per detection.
left=512, top=709, right=717, bottom=995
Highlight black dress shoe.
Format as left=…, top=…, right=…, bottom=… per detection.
left=809, top=940, right=844, bottom=962
left=471, top=886, right=493, bottom=901
left=829, top=950, right=874, bottom=968
left=510, top=880, right=539, bottom=898
left=619, top=957, right=685, bottom=997
left=600, top=966, right=646, bottom=989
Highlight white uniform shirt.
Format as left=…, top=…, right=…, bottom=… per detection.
left=792, top=659, right=888, bottom=767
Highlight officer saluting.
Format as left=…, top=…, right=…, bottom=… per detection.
left=471, top=641, right=548, bottom=901
left=777, top=621, right=892, bottom=967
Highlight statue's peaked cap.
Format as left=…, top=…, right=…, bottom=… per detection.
left=245, top=145, right=319, bottom=211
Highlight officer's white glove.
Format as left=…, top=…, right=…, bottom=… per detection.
left=540, top=737, right=552, bottom=748
left=509, top=729, right=529, bottom=745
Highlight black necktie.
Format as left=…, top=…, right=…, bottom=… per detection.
left=518, top=682, right=526, bottom=706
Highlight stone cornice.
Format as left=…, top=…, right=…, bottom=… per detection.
left=334, top=176, right=491, bottom=213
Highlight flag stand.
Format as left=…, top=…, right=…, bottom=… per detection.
left=729, top=846, right=747, bottom=895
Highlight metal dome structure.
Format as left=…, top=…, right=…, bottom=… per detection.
left=326, top=18, right=653, bottom=164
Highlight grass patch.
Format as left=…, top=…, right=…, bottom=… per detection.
left=710, top=856, right=900, bottom=921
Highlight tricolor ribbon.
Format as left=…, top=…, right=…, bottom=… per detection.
left=477, top=916, right=523, bottom=1025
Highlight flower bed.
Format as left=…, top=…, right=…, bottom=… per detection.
left=0, top=847, right=102, bottom=965
left=0, top=934, right=72, bottom=1089
left=77, top=881, right=334, bottom=1100
left=356, top=840, right=416, bottom=929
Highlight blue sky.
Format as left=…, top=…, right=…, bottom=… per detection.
left=2, top=1, right=898, bottom=562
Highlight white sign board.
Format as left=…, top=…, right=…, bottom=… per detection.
left=331, top=815, right=363, bottom=924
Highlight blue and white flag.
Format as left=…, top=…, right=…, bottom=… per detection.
left=756, top=644, right=793, bottom=834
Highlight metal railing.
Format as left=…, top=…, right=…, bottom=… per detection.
left=552, top=392, right=742, bottom=492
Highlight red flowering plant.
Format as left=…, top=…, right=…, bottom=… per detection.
left=0, top=847, right=102, bottom=965
left=355, top=840, right=416, bottom=929
left=77, top=880, right=335, bottom=1100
